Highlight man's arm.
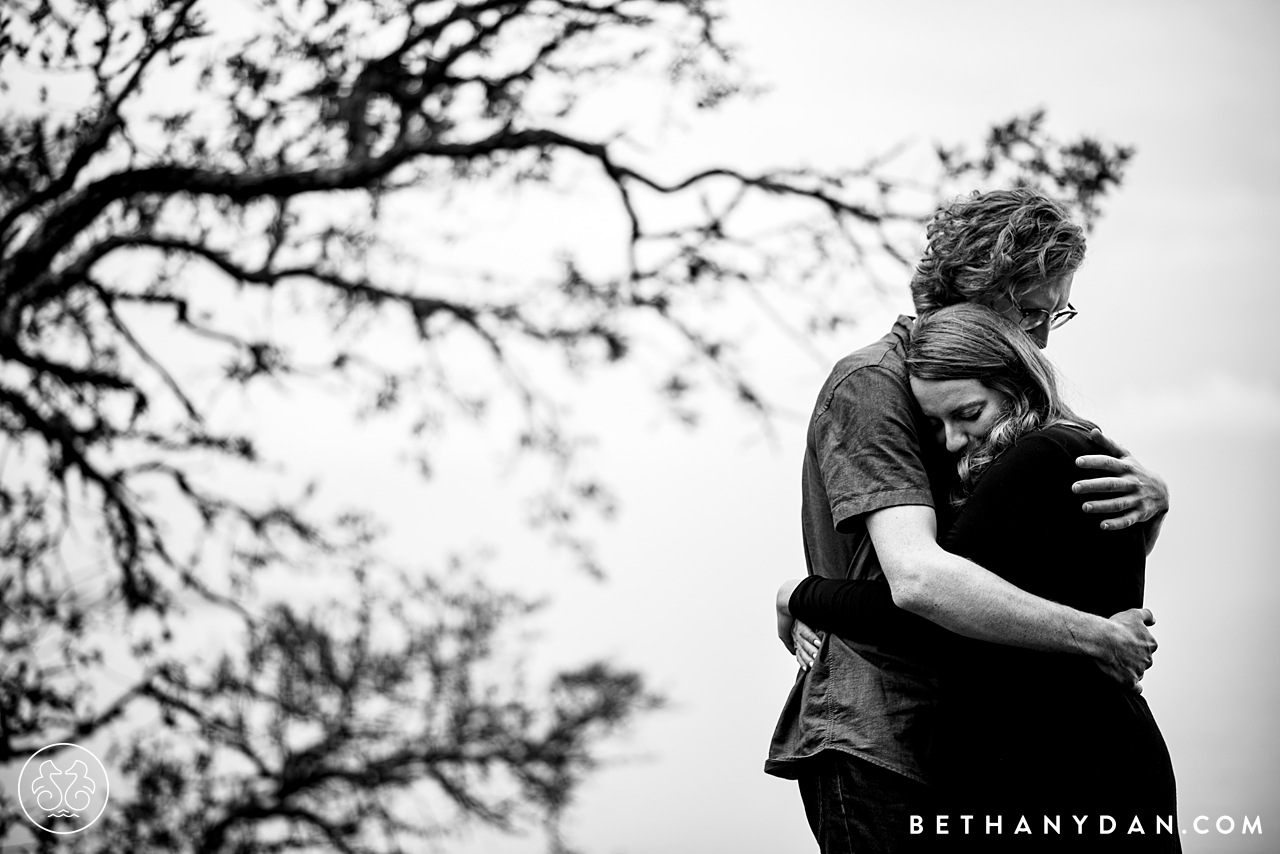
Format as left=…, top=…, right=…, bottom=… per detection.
left=1074, top=428, right=1169, bottom=554
left=867, top=504, right=1158, bottom=690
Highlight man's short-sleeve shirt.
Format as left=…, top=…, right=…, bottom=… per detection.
left=765, top=316, right=955, bottom=783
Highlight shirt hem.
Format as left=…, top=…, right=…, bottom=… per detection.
left=764, top=746, right=929, bottom=785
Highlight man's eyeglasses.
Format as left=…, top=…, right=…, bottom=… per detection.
left=1007, top=291, right=1078, bottom=331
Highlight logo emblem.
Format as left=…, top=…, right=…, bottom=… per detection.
left=17, top=743, right=110, bottom=834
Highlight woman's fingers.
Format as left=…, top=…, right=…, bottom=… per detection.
left=791, top=621, right=822, bottom=670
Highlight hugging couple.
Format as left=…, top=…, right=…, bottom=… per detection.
left=766, top=188, right=1179, bottom=853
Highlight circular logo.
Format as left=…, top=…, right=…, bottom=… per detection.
left=17, top=743, right=110, bottom=834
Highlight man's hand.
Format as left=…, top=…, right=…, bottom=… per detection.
left=1091, top=607, right=1158, bottom=692
left=1073, top=428, right=1169, bottom=531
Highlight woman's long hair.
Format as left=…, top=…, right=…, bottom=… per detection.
left=907, top=303, right=1097, bottom=506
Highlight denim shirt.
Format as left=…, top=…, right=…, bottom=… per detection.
left=765, top=316, right=954, bottom=784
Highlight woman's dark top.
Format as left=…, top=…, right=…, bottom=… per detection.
left=791, top=424, right=1179, bottom=852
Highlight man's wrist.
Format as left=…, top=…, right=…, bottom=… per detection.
left=1075, top=612, right=1119, bottom=660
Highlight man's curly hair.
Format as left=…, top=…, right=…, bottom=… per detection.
left=910, top=188, right=1086, bottom=315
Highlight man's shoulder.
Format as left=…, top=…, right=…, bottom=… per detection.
left=814, top=317, right=914, bottom=413
left=831, top=316, right=913, bottom=377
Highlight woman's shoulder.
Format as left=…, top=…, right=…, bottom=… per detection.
left=988, top=423, right=1098, bottom=475
left=1010, top=422, right=1100, bottom=456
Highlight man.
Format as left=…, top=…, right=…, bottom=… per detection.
left=763, top=188, right=1169, bottom=853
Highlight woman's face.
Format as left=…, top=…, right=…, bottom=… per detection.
left=909, top=376, right=1008, bottom=455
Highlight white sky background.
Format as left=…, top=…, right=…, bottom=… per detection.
left=4, top=0, right=1279, bottom=852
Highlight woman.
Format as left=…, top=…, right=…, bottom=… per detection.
left=781, top=304, right=1179, bottom=852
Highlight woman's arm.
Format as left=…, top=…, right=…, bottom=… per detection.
left=776, top=575, right=944, bottom=664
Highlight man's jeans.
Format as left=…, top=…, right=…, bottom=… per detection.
left=798, top=750, right=932, bottom=854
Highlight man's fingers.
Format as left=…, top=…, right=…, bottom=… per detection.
left=1074, top=454, right=1130, bottom=475
left=1073, top=474, right=1133, bottom=494
left=1081, top=495, right=1138, bottom=515
left=1098, top=513, right=1140, bottom=531
left=1141, top=608, right=1156, bottom=626
left=1088, top=428, right=1130, bottom=458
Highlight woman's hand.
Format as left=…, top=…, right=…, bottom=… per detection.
left=777, top=580, right=823, bottom=670
left=1073, top=429, right=1169, bottom=533
left=776, top=580, right=801, bottom=654
left=791, top=619, right=822, bottom=670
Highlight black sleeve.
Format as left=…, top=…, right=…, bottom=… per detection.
left=789, top=576, right=946, bottom=655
